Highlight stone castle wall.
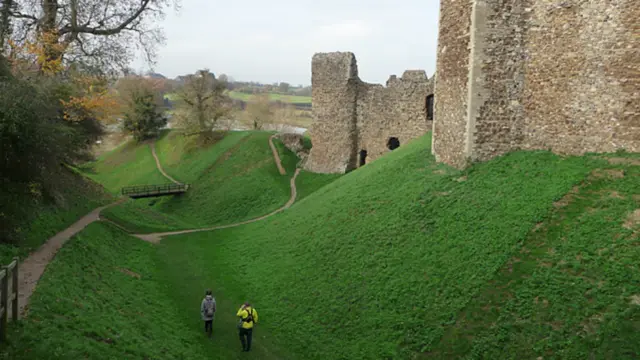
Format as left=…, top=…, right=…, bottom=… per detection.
left=434, top=0, right=640, bottom=168
left=305, top=52, right=433, bottom=174
left=431, top=0, right=474, bottom=168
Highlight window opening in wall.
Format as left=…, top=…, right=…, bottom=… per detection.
left=426, top=94, right=434, bottom=120
left=387, top=137, right=400, bottom=151
left=359, top=150, right=368, bottom=167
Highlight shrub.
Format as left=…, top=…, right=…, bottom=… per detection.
left=122, top=90, right=167, bottom=142
left=0, top=57, right=104, bottom=244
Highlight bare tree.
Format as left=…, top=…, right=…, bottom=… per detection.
left=7, top=0, right=178, bottom=73
left=244, top=93, right=273, bottom=130
left=175, top=69, right=231, bottom=134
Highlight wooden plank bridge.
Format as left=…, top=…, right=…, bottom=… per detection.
left=121, top=183, right=191, bottom=199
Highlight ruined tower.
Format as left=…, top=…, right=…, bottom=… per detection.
left=305, top=52, right=434, bottom=174
left=433, top=0, right=639, bottom=168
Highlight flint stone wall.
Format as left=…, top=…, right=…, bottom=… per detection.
left=305, top=52, right=434, bottom=174
left=434, top=0, right=639, bottom=169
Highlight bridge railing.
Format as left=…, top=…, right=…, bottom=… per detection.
left=121, top=183, right=190, bottom=197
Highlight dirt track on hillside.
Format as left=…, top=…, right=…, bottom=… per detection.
left=17, top=199, right=125, bottom=317
left=150, top=143, right=182, bottom=185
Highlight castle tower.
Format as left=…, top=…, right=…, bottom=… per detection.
left=304, top=52, right=360, bottom=174
left=433, top=0, right=639, bottom=169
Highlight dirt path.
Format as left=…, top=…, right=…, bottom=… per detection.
left=135, top=134, right=298, bottom=243
left=269, top=134, right=287, bottom=175
left=149, top=143, right=182, bottom=185
left=134, top=168, right=300, bottom=243
left=17, top=199, right=125, bottom=316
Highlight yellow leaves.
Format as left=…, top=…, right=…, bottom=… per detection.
left=6, top=31, right=119, bottom=124
left=29, top=31, right=65, bottom=75
left=6, top=31, right=64, bottom=75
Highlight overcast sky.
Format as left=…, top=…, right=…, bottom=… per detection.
left=133, top=0, right=441, bottom=86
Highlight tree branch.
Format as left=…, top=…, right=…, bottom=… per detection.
left=8, top=11, right=37, bottom=21
left=59, top=0, right=151, bottom=36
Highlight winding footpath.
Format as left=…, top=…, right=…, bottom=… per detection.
left=17, top=199, right=126, bottom=315
left=149, top=142, right=183, bottom=185
left=136, top=135, right=300, bottom=243
left=16, top=134, right=298, bottom=316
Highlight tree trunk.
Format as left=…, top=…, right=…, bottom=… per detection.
left=0, top=0, right=14, bottom=48
left=40, top=0, right=64, bottom=69
left=197, top=100, right=206, bottom=131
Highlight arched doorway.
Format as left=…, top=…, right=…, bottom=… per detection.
left=426, top=94, right=434, bottom=120
left=359, top=150, right=368, bottom=167
left=387, top=137, right=400, bottom=150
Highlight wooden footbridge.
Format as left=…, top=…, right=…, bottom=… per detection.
left=121, top=183, right=190, bottom=199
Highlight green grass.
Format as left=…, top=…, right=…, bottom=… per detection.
left=154, top=236, right=292, bottom=360
left=301, top=133, right=312, bottom=151
left=157, top=133, right=639, bottom=359
left=294, top=171, right=342, bottom=202
left=432, top=161, right=640, bottom=359
left=0, top=168, right=112, bottom=265
left=98, top=130, right=335, bottom=233
left=1, top=222, right=210, bottom=359
left=14, top=128, right=638, bottom=359
left=79, top=140, right=168, bottom=194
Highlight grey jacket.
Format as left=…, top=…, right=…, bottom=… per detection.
left=201, top=295, right=216, bottom=321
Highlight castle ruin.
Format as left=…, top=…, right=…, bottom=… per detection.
left=304, top=52, right=434, bottom=174
left=433, top=0, right=639, bottom=168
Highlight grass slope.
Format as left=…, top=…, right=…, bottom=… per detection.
left=2, top=222, right=209, bottom=359
left=80, top=140, right=168, bottom=194
left=433, top=160, right=640, bottom=359
left=0, top=168, right=112, bottom=265
left=154, top=238, right=293, bottom=360
left=158, top=134, right=639, bottom=359
left=98, top=131, right=337, bottom=233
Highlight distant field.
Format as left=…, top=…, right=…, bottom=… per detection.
left=164, top=91, right=312, bottom=104
left=227, top=91, right=312, bottom=104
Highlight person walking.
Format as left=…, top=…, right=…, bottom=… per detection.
left=201, top=289, right=216, bottom=338
left=236, top=302, right=258, bottom=352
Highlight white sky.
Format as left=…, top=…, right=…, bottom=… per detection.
left=133, top=0, right=441, bottom=86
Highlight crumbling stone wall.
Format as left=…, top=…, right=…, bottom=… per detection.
left=305, top=52, right=434, bottom=174
left=276, top=133, right=309, bottom=165
left=434, top=0, right=639, bottom=169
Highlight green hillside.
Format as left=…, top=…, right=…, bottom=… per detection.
left=92, top=131, right=337, bottom=233
left=6, top=130, right=638, bottom=359
left=3, top=222, right=210, bottom=359
left=80, top=140, right=169, bottom=194
left=0, top=167, right=112, bottom=265
left=157, top=134, right=640, bottom=359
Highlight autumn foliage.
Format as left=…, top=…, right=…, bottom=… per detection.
left=7, top=33, right=120, bottom=124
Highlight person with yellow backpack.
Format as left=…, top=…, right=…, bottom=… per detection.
left=236, top=302, right=259, bottom=352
